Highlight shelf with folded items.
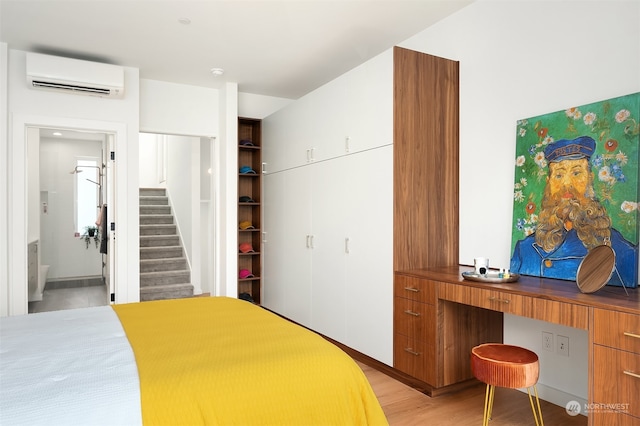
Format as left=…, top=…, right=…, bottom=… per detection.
left=238, top=117, right=262, bottom=305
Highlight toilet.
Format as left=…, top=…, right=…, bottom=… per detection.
left=28, top=240, right=49, bottom=302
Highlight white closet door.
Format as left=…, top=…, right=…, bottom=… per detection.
left=344, top=145, right=394, bottom=365
left=286, top=95, right=316, bottom=170
left=262, top=95, right=314, bottom=173
left=346, top=49, right=393, bottom=154
left=310, top=156, right=348, bottom=343
left=262, top=112, right=290, bottom=174
left=309, top=76, right=348, bottom=163
left=262, top=172, right=286, bottom=313
left=281, top=166, right=313, bottom=327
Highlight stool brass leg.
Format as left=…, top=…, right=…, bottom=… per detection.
left=482, top=384, right=492, bottom=426
left=527, top=386, right=544, bottom=426
left=487, top=384, right=495, bottom=422
left=534, top=385, right=544, bottom=426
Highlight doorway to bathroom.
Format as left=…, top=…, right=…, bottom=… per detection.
left=27, top=127, right=114, bottom=314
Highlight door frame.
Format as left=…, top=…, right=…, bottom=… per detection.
left=8, top=114, right=126, bottom=316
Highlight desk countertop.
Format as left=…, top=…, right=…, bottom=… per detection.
left=397, top=265, right=639, bottom=315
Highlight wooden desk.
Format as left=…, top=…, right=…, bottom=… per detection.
left=394, top=266, right=639, bottom=426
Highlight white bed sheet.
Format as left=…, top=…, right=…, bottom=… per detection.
left=0, top=306, right=142, bottom=426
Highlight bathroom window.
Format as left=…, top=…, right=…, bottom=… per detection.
left=74, top=159, right=100, bottom=234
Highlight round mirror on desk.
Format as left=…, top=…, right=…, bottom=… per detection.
left=576, top=245, right=616, bottom=294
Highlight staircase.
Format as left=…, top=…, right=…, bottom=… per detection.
left=139, top=188, right=194, bottom=301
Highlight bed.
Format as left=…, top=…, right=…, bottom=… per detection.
left=0, top=297, right=387, bottom=425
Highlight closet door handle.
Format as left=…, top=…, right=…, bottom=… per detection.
left=306, top=149, right=311, bottom=163
left=345, top=237, right=350, bottom=254
left=310, top=147, right=315, bottom=162
left=262, top=232, right=267, bottom=243
left=306, top=235, right=310, bottom=248
left=404, top=310, right=420, bottom=317
left=261, top=162, right=267, bottom=174
left=310, top=235, right=314, bottom=249
left=345, top=136, right=350, bottom=153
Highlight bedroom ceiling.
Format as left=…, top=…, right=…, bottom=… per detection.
left=0, top=0, right=472, bottom=100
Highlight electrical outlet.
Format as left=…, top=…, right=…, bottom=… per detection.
left=542, top=331, right=553, bottom=351
left=557, top=335, right=569, bottom=356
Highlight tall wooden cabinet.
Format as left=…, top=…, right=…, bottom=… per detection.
left=391, top=47, right=460, bottom=393
left=238, top=118, right=262, bottom=304
left=393, top=47, right=459, bottom=271
left=262, top=47, right=458, bottom=368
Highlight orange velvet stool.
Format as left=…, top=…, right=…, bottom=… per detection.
left=471, top=343, right=544, bottom=426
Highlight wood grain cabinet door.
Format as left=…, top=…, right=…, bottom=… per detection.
left=593, top=345, right=640, bottom=419
left=393, top=333, right=436, bottom=385
left=593, top=309, right=640, bottom=354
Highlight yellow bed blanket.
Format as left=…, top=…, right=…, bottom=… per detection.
left=113, top=297, right=388, bottom=425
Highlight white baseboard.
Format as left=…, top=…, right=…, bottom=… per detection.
left=517, top=383, right=588, bottom=418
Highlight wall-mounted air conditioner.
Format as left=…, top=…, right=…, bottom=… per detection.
left=26, top=52, right=125, bottom=98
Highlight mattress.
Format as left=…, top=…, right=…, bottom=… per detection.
left=0, top=306, right=142, bottom=426
left=1, top=297, right=387, bottom=426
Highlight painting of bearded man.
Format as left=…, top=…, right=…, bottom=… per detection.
left=510, top=135, right=637, bottom=287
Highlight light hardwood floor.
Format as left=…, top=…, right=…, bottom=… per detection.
left=358, top=362, right=587, bottom=426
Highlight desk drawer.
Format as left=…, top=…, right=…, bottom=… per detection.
left=593, top=309, right=640, bottom=354
left=394, top=298, right=435, bottom=342
left=530, top=298, right=589, bottom=330
left=394, top=333, right=435, bottom=385
left=394, top=274, right=436, bottom=304
left=593, top=345, right=640, bottom=419
left=438, top=283, right=530, bottom=316
left=590, top=412, right=640, bottom=426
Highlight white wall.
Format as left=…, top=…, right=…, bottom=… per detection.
left=217, top=82, right=239, bottom=298
left=140, top=79, right=219, bottom=137
left=5, top=49, right=140, bottom=314
left=238, top=92, right=292, bottom=119
left=400, top=0, right=640, bottom=269
left=138, top=133, right=161, bottom=188
left=399, top=0, right=639, bottom=408
left=166, top=135, right=199, bottom=274
left=2, top=52, right=290, bottom=315
left=0, top=42, right=8, bottom=316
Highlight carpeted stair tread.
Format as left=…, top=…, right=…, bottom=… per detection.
left=140, top=246, right=183, bottom=259
left=140, top=283, right=194, bottom=301
left=139, top=188, right=193, bottom=301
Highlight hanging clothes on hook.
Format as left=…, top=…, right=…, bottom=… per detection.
left=98, top=204, right=108, bottom=254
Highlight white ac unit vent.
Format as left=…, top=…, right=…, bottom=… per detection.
left=26, top=52, right=125, bottom=98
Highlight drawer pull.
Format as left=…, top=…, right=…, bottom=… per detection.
left=488, top=296, right=510, bottom=304
left=404, top=287, right=420, bottom=293
left=404, top=348, right=421, bottom=356
left=623, top=370, right=640, bottom=379
left=623, top=331, right=640, bottom=340
left=404, top=310, right=421, bottom=317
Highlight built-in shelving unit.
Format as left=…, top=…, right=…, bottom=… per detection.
left=238, top=117, right=262, bottom=304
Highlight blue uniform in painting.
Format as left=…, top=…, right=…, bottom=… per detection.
left=510, top=227, right=638, bottom=288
